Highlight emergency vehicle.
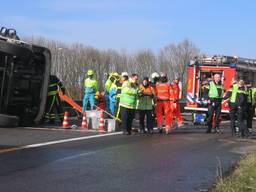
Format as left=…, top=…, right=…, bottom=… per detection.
left=185, top=55, right=256, bottom=122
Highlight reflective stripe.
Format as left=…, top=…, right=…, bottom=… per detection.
left=209, top=81, right=223, bottom=99
left=230, top=84, right=238, bottom=103
left=49, top=83, right=58, bottom=87
left=158, top=90, right=169, bottom=93
left=247, top=89, right=252, bottom=103
left=156, top=83, right=170, bottom=100
left=48, top=91, right=58, bottom=96
left=157, top=96, right=169, bottom=100
left=120, top=80, right=138, bottom=109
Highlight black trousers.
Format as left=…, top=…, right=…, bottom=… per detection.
left=139, top=110, right=153, bottom=131
left=229, top=104, right=247, bottom=136
left=229, top=105, right=238, bottom=135
left=207, top=100, right=222, bottom=132
left=246, top=103, right=253, bottom=129
left=120, top=106, right=135, bottom=133
left=45, top=95, right=64, bottom=122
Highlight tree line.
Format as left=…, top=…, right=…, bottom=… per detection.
left=24, top=36, right=200, bottom=99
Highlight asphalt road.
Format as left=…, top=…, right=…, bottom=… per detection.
left=0, top=126, right=256, bottom=192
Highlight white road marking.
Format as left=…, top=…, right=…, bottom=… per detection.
left=21, top=127, right=99, bottom=132
left=56, top=145, right=124, bottom=162
left=0, top=132, right=123, bottom=154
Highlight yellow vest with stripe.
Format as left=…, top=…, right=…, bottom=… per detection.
left=209, top=81, right=224, bottom=99
left=119, top=80, right=138, bottom=109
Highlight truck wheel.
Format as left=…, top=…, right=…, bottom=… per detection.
left=0, top=40, right=32, bottom=60
left=0, top=114, right=19, bottom=127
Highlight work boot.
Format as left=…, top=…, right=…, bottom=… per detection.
left=158, top=125, right=163, bottom=133
left=159, top=128, right=163, bottom=134
left=206, top=126, right=212, bottom=133
left=46, top=119, right=55, bottom=125
left=177, top=123, right=184, bottom=129
left=139, top=129, right=147, bottom=134
left=148, top=129, right=154, bottom=134
left=165, top=126, right=172, bottom=135
left=123, top=131, right=131, bottom=135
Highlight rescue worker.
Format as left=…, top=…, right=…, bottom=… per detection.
left=109, top=72, right=122, bottom=115
left=245, top=80, right=253, bottom=133
left=150, top=72, right=160, bottom=128
left=95, top=91, right=105, bottom=110
left=150, top=72, right=160, bottom=87
left=223, top=76, right=238, bottom=135
left=171, top=75, right=183, bottom=128
left=119, top=74, right=139, bottom=135
left=253, top=87, right=256, bottom=117
left=155, top=72, right=173, bottom=134
left=137, top=77, right=155, bottom=134
left=83, top=69, right=98, bottom=111
left=121, top=72, right=129, bottom=83
left=115, top=72, right=129, bottom=119
left=104, top=73, right=115, bottom=112
left=44, top=75, right=65, bottom=124
left=204, top=73, right=224, bottom=133
left=225, top=80, right=248, bottom=137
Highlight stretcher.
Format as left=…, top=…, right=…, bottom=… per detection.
left=58, top=91, right=82, bottom=113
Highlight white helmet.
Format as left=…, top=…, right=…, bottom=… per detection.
left=151, top=72, right=159, bottom=79
left=121, top=72, right=129, bottom=77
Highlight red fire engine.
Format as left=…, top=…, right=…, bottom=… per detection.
left=185, top=55, right=256, bottom=123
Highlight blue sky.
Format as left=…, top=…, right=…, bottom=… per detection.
left=1, top=0, right=256, bottom=57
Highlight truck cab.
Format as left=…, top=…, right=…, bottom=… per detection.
left=0, top=27, right=51, bottom=126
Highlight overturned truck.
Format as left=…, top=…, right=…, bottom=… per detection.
left=0, top=27, right=51, bottom=127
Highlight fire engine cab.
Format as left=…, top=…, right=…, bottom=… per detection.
left=185, top=55, right=256, bottom=123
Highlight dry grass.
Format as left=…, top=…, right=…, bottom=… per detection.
left=212, top=153, right=256, bottom=192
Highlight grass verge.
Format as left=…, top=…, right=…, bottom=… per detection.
left=212, top=153, right=256, bottom=192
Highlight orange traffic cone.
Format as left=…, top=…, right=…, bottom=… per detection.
left=81, top=112, right=88, bottom=129
left=98, top=110, right=105, bottom=133
left=62, top=111, right=70, bottom=129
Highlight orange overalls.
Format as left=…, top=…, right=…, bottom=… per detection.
left=155, top=82, right=173, bottom=131
left=170, top=82, right=183, bottom=126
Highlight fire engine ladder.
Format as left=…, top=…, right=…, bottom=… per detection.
left=236, top=57, right=256, bottom=71
left=201, top=56, right=256, bottom=71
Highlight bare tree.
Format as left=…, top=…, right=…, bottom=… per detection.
left=24, top=36, right=199, bottom=99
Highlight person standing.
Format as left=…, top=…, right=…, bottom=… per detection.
left=104, top=72, right=115, bottom=112
left=119, top=74, right=139, bottom=135
left=155, top=72, right=173, bottom=134
left=44, top=75, right=65, bottom=124
left=137, top=77, right=155, bottom=134
left=245, top=80, right=254, bottom=133
left=171, top=75, right=183, bottom=128
left=115, top=72, right=129, bottom=120
left=224, top=77, right=239, bottom=135
left=150, top=72, right=160, bottom=128
left=83, top=69, right=98, bottom=111
left=109, top=73, right=122, bottom=115
left=204, top=73, right=224, bottom=133
left=230, top=80, right=247, bottom=137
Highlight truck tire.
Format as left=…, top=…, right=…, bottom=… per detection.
left=0, top=114, right=19, bottom=127
left=0, top=40, right=32, bottom=60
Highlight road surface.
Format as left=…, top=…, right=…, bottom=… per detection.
left=0, top=126, right=255, bottom=192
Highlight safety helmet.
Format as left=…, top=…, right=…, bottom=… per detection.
left=121, top=72, right=129, bottom=77
left=87, top=69, right=94, bottom=76
left=160, top=72, right=167, bottom=77
left=151, top=72, right=159, bottom=79
left=174, top=74, right=180, bottom=80
left=112, top=72, right=119, bottom=77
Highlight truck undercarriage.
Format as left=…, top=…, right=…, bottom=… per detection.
left=0, top=27, right=51, bottom=126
